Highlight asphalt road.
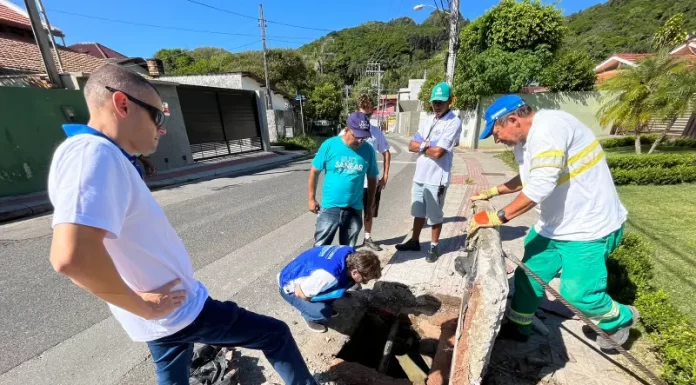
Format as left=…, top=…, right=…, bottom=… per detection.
left=0, top=136, right=419, bottom=384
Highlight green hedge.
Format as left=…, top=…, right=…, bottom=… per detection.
left=607, top=154, right=696, bottom=170
left=272, top=135, right=319, bottom=151
left=608, top=234, right=696, bottom=385
left=600, top=135, right=696, bottom=149
left=610, top=166, right=696, bottom=185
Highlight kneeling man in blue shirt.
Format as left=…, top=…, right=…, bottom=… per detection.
left=279, top=245, right=381, bottom=333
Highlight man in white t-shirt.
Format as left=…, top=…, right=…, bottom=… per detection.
left=468, top=95, right=638, bottom=352
left=48, top=64, right=317, bottom=385
left=396, top=83, right=462, bottom=263
left=357, top=95, right=391, bottom=251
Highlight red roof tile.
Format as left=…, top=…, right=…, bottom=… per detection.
left=69, top=42, right=128, bottom=60
left=0, top=34, right=106, bottom=74
left=0, top=1, right=63, bottom=36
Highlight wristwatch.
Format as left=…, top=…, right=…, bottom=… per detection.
left=497, top=209, right=509, bottom=224
left=419, top=142, right=427, bottom=153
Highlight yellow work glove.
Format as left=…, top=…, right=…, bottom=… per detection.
left=470, top=186, right=499, bottom=201
left=467, top=211, right=503, bottom=236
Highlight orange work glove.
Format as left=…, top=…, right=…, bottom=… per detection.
left=467, top=211, right=503, bottom=235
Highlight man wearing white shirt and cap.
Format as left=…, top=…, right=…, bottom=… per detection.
left=468, top=94, right=639, bottom=351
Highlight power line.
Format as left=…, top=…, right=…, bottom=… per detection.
left=48, top=9, right=315, bottom=40
left=184, top=0, right=334, bottom=32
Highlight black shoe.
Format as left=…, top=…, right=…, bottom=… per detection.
left=426, top=245, right=439, bottom=263
left=396, top=239, right=421, bottom=251
left=497, top=322, right=529, bottom=342
left=364, top=238, right=383, bottom=251
left=305, top=320, right=327, bottom=333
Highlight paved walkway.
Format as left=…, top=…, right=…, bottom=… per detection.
left=0, top=150, right=309, bottom=223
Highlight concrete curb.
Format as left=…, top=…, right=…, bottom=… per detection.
left=0, top=152, right=312, bottom=224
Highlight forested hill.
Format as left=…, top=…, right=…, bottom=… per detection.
left=566, top=0, right=696, bottom=61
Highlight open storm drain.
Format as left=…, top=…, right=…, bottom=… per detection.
left=336, top=310, right=437, bottom=381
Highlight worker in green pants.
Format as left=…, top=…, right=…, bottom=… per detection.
left=467, top=95, right=639, bottom=352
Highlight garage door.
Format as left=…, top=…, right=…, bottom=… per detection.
left=177, top=85, right=263, bottom=160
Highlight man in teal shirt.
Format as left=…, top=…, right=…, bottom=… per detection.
left=308, top=112, right=380, bottom=247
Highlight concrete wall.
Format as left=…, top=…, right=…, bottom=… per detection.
left=396, top=111, right=421, bottom=137
left=477, top=91, right=607, bottom=149
left=148, top=83, right=194, bottom=171
left=0, top=87, right=89, bottom=197
left=162, top=73, right=243, bottom=89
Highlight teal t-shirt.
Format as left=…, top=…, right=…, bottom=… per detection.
left=312, top=136, right=379, bottom=210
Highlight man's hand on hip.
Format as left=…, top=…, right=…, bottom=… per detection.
left=470, top=186, right=499, bottom=201
left=467, top=211, right=503, bottom=236
left=137, top=279, right=187, bottom=320
left=308, top=199, right=320, bottom=214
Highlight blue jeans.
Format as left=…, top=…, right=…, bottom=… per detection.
left=314, top=207, right=362, bottom=247
left=146, top=297, right=317, bottom=385
left=279, top=288, right=335, bottom=323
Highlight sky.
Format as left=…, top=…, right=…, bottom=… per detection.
left=16, top=0, right=606, bottom=58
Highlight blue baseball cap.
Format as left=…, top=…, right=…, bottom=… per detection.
left=480, top=95, right=527, bottom=140
left=346, top=112, right=372, bottom=138
left=430, top=82, right=452, bottom=102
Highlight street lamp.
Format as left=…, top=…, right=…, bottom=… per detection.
left=413, top=2, right=460, bottom=85
left=413, top=4, right=437, bottom=11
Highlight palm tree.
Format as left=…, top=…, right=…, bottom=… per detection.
left=647, top=63, right=696, bottom=154
left=597, top=53, right=688, bottom=154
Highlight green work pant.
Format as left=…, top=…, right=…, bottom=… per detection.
left=508, top=225, right=633, bottom=335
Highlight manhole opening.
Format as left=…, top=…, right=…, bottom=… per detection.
left=336, top=309, right=436, bottom=379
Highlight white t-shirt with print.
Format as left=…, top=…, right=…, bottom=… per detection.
left=412, top=110, right=462, bottom=186
left=514, top=109, right=627, bottom=241
left=48, top=135, right=208, bottom=342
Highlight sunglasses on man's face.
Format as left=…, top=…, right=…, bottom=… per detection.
left=105, top=86, right=165, bottom=127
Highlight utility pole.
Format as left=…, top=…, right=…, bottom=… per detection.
left=445, top=0, right=460, bottom=85
left=259, top=4, right=272, bottom=110
left=24, top=0, right=62, bottom=87
left=366, top=61, right=384, bottom=126
left=36, top=0, right=62, bottom=73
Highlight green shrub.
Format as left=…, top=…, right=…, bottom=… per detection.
left=607, top=154, right=696, bottom=170
left=600, top=135, right=696, bottom=149
left=608, top=233, right=696, bottom=385
left=610, top=165, right=696, bottom=185
left=273, top=135, right=319, bottom=151
left=600, top=134, right=660, bottom=149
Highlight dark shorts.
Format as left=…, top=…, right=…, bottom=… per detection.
left=363, top=186, right=382, bottom=218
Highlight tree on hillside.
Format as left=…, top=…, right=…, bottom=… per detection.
left=448, top=0, right=592, bottom=110
left=652, top=13, right=689, bottom=51
left=305, top=83, right=343, bottom=122
left=541, top=50, right=596, bottom=92
left=597, top=54, right=688, bottom=154
left=565, top=0, right=696, bottom=61
left=647, top=60, right=696, bottom=153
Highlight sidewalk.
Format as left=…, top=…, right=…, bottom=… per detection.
left=378, top=146, right=645, bottom=384
left=0, top=149, right=311, bottom=224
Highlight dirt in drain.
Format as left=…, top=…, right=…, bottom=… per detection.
left=336, top=311, right=436, bottom=379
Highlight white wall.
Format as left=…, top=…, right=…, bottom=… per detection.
left=160, top=73, right=243, bottom=89
left=241, top=77, right=288, bottom=111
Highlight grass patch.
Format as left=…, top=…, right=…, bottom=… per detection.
left=496, top=151, right=517, bottom=171
left=608, top=232, right=696, bottom=385
left=616, top=184, right=696, bottom=324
